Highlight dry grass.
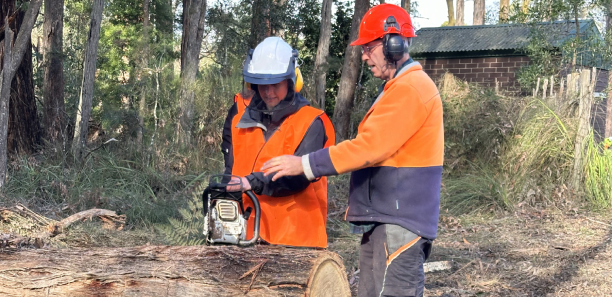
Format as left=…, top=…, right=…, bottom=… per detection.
left=424, top=204, right=612, bottom=297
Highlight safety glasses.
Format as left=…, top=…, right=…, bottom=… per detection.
left=361, top=42, right=382, bottom=55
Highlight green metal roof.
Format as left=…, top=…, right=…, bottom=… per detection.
left=410, top=20, right=600, bottom=53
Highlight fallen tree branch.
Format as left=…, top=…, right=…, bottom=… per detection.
left=48, top=208, right=125, bottom=234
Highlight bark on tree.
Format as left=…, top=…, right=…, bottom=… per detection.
left=177, top=0, right=206, bottom=145
left=473, top=0, right=486, bottom=25
left=606, top=3, right=612, bottom=137
left=401, top=0, right=410, bottom=15
left=43, top=0, right=66, bottom=145
left=499, top=0, right=510, bottom=23
left=0, top=0, right=42, bottom=188
left=250, top=0, right=269, bottom=48
left=1, top=1, right=41, bottom=156
left=456, top=0, right=465, bottom=26
left=72, top=0, right=104, bottom=160
left=332, top=0, right=369, bottom=140
left=446, top=0, right=455, bottom=26
left=137, top=0, right=150, bottom=148
left=0, top=245, right=351, bottom=297
left=314, top=0, right=332, bottom=110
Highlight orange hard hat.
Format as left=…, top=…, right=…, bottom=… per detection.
left=350, top=3, right=416, bottom=46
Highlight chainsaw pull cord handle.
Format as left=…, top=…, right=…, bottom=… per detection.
left=239, top=190, right=260, bottom=246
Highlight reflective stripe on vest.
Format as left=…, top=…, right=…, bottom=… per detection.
left=231, top=95, right=334, bottom=248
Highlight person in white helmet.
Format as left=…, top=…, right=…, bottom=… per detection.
left=221, top=37, right=336, bottom=248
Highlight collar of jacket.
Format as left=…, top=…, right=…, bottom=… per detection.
left=371, top=58, right=421, bottom=108
left=236, top=92, right=310, bottom=131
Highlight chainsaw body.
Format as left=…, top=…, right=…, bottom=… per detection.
left=202, top=175, right=260, bottom=246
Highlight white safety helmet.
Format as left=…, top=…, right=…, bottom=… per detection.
left=243, top=37, right=303, bottom=91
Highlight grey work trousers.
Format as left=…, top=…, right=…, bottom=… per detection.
left=357, top=224, right=432, bottom=297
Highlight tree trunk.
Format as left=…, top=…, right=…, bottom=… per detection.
left=0, top=245, right=351, bottom=297
left=314, top=0, right=332, bottom=110
left=401, top=0, right=410, bottom=15
left=499, top=0, right=510, bottom=23
left=522, top=0, right=530, bottom=15
left=456, top=0, right=465, bottom=26
left=43, top=0, right=66, bottom=146
left=446, top=0, right=455, bottom=26
left=332, top=0, right=369, bottom=140
left=473, top=0, right=485, bottom=25
left=177, top=0, right=206, bottom=145
left=0, top=0, right=42, bottom=188
left=72, top=0, right=104, bottom=160
left=606, top=3, right=612, bottom=137
left=1, top=1, right=41, bottom=157
left=249, top=0, right=269, bottom=49
left=137, top=0, right=150, bottom=148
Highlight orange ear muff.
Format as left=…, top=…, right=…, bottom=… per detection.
left=294, top=67, right=303, bottom=93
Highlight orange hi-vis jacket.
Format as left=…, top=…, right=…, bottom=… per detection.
left=231, top=94, right=335, bottom=248
left=304, top=62, right=444, bottom=239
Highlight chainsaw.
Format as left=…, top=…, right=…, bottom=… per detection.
left=202, top=174, right=260, bottom=246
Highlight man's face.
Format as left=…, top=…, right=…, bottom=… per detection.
left=361, top=39, right=392, bottom=80
left=258, top=80, right=289, bottom=110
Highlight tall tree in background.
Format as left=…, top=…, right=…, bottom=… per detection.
left=314, top=0, right=332, bottom=109
left=1, top=1, right=41, bottom=156
left=456, top=0, right=465, bottom=25
left=0, top=0, right=42, bottom=187
left=606, top=0, right=612, bottom=137
left=446, top=0, right=455, bottom=26
left=72, top=0, right=104, bottom=159
left=474, top=0, right=485, bottom=25
left=332, top=0, right=369, bottom=140
left=522, top=0, right=531, bottom=15
left=401, top=0, right=410, bottom=14
left=43, top=0, right=66, bottom=145
left=250, top=0, right=269, bottom=48
left=177, top=0, right=206, bottom=145
left=137, top=0, right=150, bottom=148
left=500, top=0, right=510, bottom=23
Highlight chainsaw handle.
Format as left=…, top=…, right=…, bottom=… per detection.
left=239, top=190, right=260, bottom=246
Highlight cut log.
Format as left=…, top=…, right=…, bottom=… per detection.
left=0, top=245, right=351, bottom=297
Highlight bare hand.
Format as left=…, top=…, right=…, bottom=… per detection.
left=226, top=176, right=251, bottom=192
left=261, top=155, right=304, bottom=181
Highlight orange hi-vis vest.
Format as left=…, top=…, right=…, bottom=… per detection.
left=231, top=94, right=335, bottom=248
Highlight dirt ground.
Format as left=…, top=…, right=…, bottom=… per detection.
left=328, top=205, right=612, bottom=297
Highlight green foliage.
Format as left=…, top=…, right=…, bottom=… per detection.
left=584, top=134, right=612, bottom=208
left=156, top=182, right=207, bottom=246
left=501, top=98, right=576, bottom=202
left=516, top=29, right=561, bottom=91
left=443, top=163, right=511, bottom=214
left=440, top=74, right=518, bottom=174
left=0, top=147, right=209, bottom=226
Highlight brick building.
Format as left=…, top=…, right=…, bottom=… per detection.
left=410, top=20, right=610, bottom=138
left=409, top=20, right=607, bottom=92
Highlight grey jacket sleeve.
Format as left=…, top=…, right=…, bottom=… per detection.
left=247, top=117, right=327, bottom=197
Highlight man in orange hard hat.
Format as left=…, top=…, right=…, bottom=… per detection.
left=261, top=4, right=443, bottom=297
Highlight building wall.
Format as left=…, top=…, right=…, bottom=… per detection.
left=416, top=56, right=531, bottom=91
left=416, top=55, right=610, bottom=139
